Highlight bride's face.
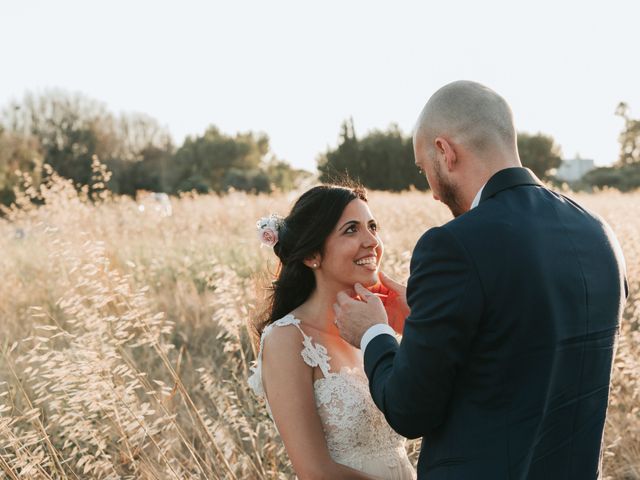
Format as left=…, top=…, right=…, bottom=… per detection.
left=316, top=199, right=383, bottom=289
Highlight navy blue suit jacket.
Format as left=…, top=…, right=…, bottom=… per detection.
left=364, top=168, right=628, bottom=479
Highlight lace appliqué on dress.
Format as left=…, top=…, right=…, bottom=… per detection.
left=301, top=335, right=332, bottom=377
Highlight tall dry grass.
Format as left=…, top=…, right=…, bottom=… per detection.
left=0, top=163, right=637, bottom=479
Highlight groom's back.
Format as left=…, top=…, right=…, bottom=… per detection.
left=438, top=184, right=626, bottom=479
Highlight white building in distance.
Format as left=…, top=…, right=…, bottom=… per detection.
left=555, top=158, right=596, bottom=182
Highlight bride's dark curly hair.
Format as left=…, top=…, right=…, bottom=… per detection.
left=256, top=184, right=368, bottom=336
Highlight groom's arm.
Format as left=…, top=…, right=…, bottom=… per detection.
left=364, top=226, right=484, bottom=439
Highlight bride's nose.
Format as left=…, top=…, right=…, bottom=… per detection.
left=362, top=229, right=379, bottom=248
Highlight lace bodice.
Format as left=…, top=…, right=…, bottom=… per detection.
left=248, top=314, right=415, bottom=478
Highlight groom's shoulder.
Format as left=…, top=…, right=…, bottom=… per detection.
left=450, top=186, right=604, bottom=236
left=414, top=205, right=492, bottom=245
left=414, top=201, right=511, bottom=255
left=442, top=203, right=498, bottom=236
left=413, top=222, right=470, bottom=260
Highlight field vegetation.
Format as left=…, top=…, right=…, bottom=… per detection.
left=0, top=166, right=638, bottom=479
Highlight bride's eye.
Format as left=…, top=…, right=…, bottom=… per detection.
left=369, top=222, right=378, bottom=232
left=345, top=225, right=357, bottom=234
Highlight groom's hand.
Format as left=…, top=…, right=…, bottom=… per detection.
left=334, top=283, right=388, bottom=348
left=371, top=272, right=410, bottom=335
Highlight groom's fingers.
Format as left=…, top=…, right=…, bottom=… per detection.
left=336, top=290, right=354, bottom=307
left=353, top=283, right=369, bottom=300
left=379, top=271, right=404, bottom=292
left=354, top=283, right=380, bottom=304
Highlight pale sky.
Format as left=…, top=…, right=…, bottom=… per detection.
left=2, top=0, right=639, bottom=171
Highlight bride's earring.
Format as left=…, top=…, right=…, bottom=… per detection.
left=312, top=263, right=318, bottom=268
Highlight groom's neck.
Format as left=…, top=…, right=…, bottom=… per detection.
left=458, top=151, right=522, bottom=211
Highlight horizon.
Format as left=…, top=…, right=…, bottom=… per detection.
left=2, top=0, right=639, bottom=171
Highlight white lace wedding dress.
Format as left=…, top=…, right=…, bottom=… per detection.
left=248, top=314, right=416, bottom=479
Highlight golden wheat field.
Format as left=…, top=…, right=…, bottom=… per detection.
left=0, top=168, right=638, bottom=479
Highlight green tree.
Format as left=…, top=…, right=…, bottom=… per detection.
left=264, top=159, right=313, bottom=192
left=615, top=102, right=640, bottom=166
left=318, top=119, right=426, bottom=191
left=223, top=168, right=271, bottom=193
left=106, top=146, right=174, bottom=195
left=318, top=118, right=359, bottom=183
left=358, top=125, right=423, bottom=190
left=580, top=102, right=640, bottom=192
left=517, top=132, right=562, bottom=180
left=170, top=126, right=272, bottom=193
left=581, top=164, right=640, bottom=192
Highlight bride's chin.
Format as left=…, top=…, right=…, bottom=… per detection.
left=358, top=272, right=379, bottom=288
left=335, top=274, right=377, bottom=291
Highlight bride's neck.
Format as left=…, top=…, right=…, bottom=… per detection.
left=294, top=283, right=344, bottom=335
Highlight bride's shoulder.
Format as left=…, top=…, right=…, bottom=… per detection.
left=261, top=313, right=303, bottom=340
left=261, top=314, right=306, bottom=357
left=260, top=319, right=315, bottom=384
left=249, top=314, right=310, bottom=397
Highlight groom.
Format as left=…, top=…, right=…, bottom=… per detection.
left=334, top=81, right=628, bottom=479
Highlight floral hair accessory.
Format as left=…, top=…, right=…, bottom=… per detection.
left=256, top=214, right=285, bottom=248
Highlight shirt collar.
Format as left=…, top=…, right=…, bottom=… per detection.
left=470, top=184, right=485, bottom=210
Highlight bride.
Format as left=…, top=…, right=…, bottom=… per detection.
left=249, top=185, right=416, bottom=479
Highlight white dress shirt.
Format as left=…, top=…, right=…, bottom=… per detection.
left=360, top=183, right=486, bottom=353
left=470, top=184, right=485, bottom=209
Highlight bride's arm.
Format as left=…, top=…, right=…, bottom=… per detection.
left=262, top=326, right=377, bottom=480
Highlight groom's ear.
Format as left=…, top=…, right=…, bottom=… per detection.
left=435, top=137, right=457, bottom=172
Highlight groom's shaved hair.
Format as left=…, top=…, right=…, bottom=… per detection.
left=415, top=80, right=517, bottom=155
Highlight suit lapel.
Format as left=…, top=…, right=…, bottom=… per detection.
left=479, top=167, right=543, bottom=204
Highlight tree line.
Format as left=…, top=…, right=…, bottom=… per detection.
left=0, top=90, right=310, bottom=205
left=1, top=90, right=639, bottom=206
left=317, top=118, right=569, bottom=190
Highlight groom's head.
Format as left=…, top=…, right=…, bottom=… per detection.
left=413, top=80, right=521, bottom=217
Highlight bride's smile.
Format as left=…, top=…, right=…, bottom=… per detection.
left=354, top=254, right=378, bottom=269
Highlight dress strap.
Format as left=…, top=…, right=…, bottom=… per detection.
left=261, top=314, right=332, bottom=376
